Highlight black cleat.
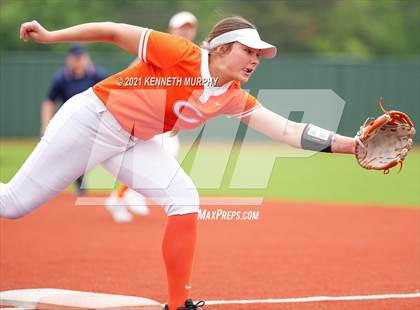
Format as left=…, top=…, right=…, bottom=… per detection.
left=164, top=299, right=205, bottom=310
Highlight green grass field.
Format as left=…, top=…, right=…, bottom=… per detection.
left=1, top=139, right=418, bottom=207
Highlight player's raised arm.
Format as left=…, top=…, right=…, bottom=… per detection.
left=242, top=106, right=356, bottom=154
left=19, top=20, right=144, bottom=56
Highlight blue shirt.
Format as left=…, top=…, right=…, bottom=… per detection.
left=47, top=65, right=108, bottom=105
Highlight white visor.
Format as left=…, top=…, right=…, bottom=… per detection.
left=208, top=28, right=277, bottom=59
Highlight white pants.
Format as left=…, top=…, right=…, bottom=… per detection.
left=153, top=132, right=180, bottom=158
left=0, top=89, right=199, bottom=219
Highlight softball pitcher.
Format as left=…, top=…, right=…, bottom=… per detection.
left=1, top=16, right=356, bottom=309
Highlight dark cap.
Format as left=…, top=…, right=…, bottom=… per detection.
left=68, top=44, right=86, bottom=56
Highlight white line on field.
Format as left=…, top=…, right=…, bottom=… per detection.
left=205, top=292, right=420, bottom=305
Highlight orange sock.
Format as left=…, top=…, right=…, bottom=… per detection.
left=162, top=213, right=197, bottom=310
left=117, top=184, right=129, bottom=198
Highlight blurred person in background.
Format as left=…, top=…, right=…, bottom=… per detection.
left=167, top=11, right=197, bottom=41
left=104, top=11, right=198, bottom=223
left=41, top=44, right=108, bottom=196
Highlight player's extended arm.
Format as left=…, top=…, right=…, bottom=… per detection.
left=40, top=99, right=56, bottom=135
left=242, top=107, right=356, bottom=154
left=20, top=20, right=144, bottom=56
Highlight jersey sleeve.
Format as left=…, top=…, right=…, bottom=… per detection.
left=223, top=89, right=262, bottom=119
left=138, top=29, right=194, bottom=68
left=46, top=71, right=64, bottom=103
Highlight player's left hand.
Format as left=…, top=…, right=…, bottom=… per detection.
left=355, top=98, right=415, bottom=174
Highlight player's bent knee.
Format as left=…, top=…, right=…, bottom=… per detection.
left=0, top=194, right=27, bottom=219
left=0, top=182, right=47, bottom=219
left=0, top=208, right=26, bottom=219
left=165, top=187, right=200, bottom=216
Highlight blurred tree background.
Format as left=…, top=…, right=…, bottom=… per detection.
left=0, top=0, right=419, bottom=58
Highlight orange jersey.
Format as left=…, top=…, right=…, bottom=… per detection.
left=93, top=29, right=261, bottom=140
